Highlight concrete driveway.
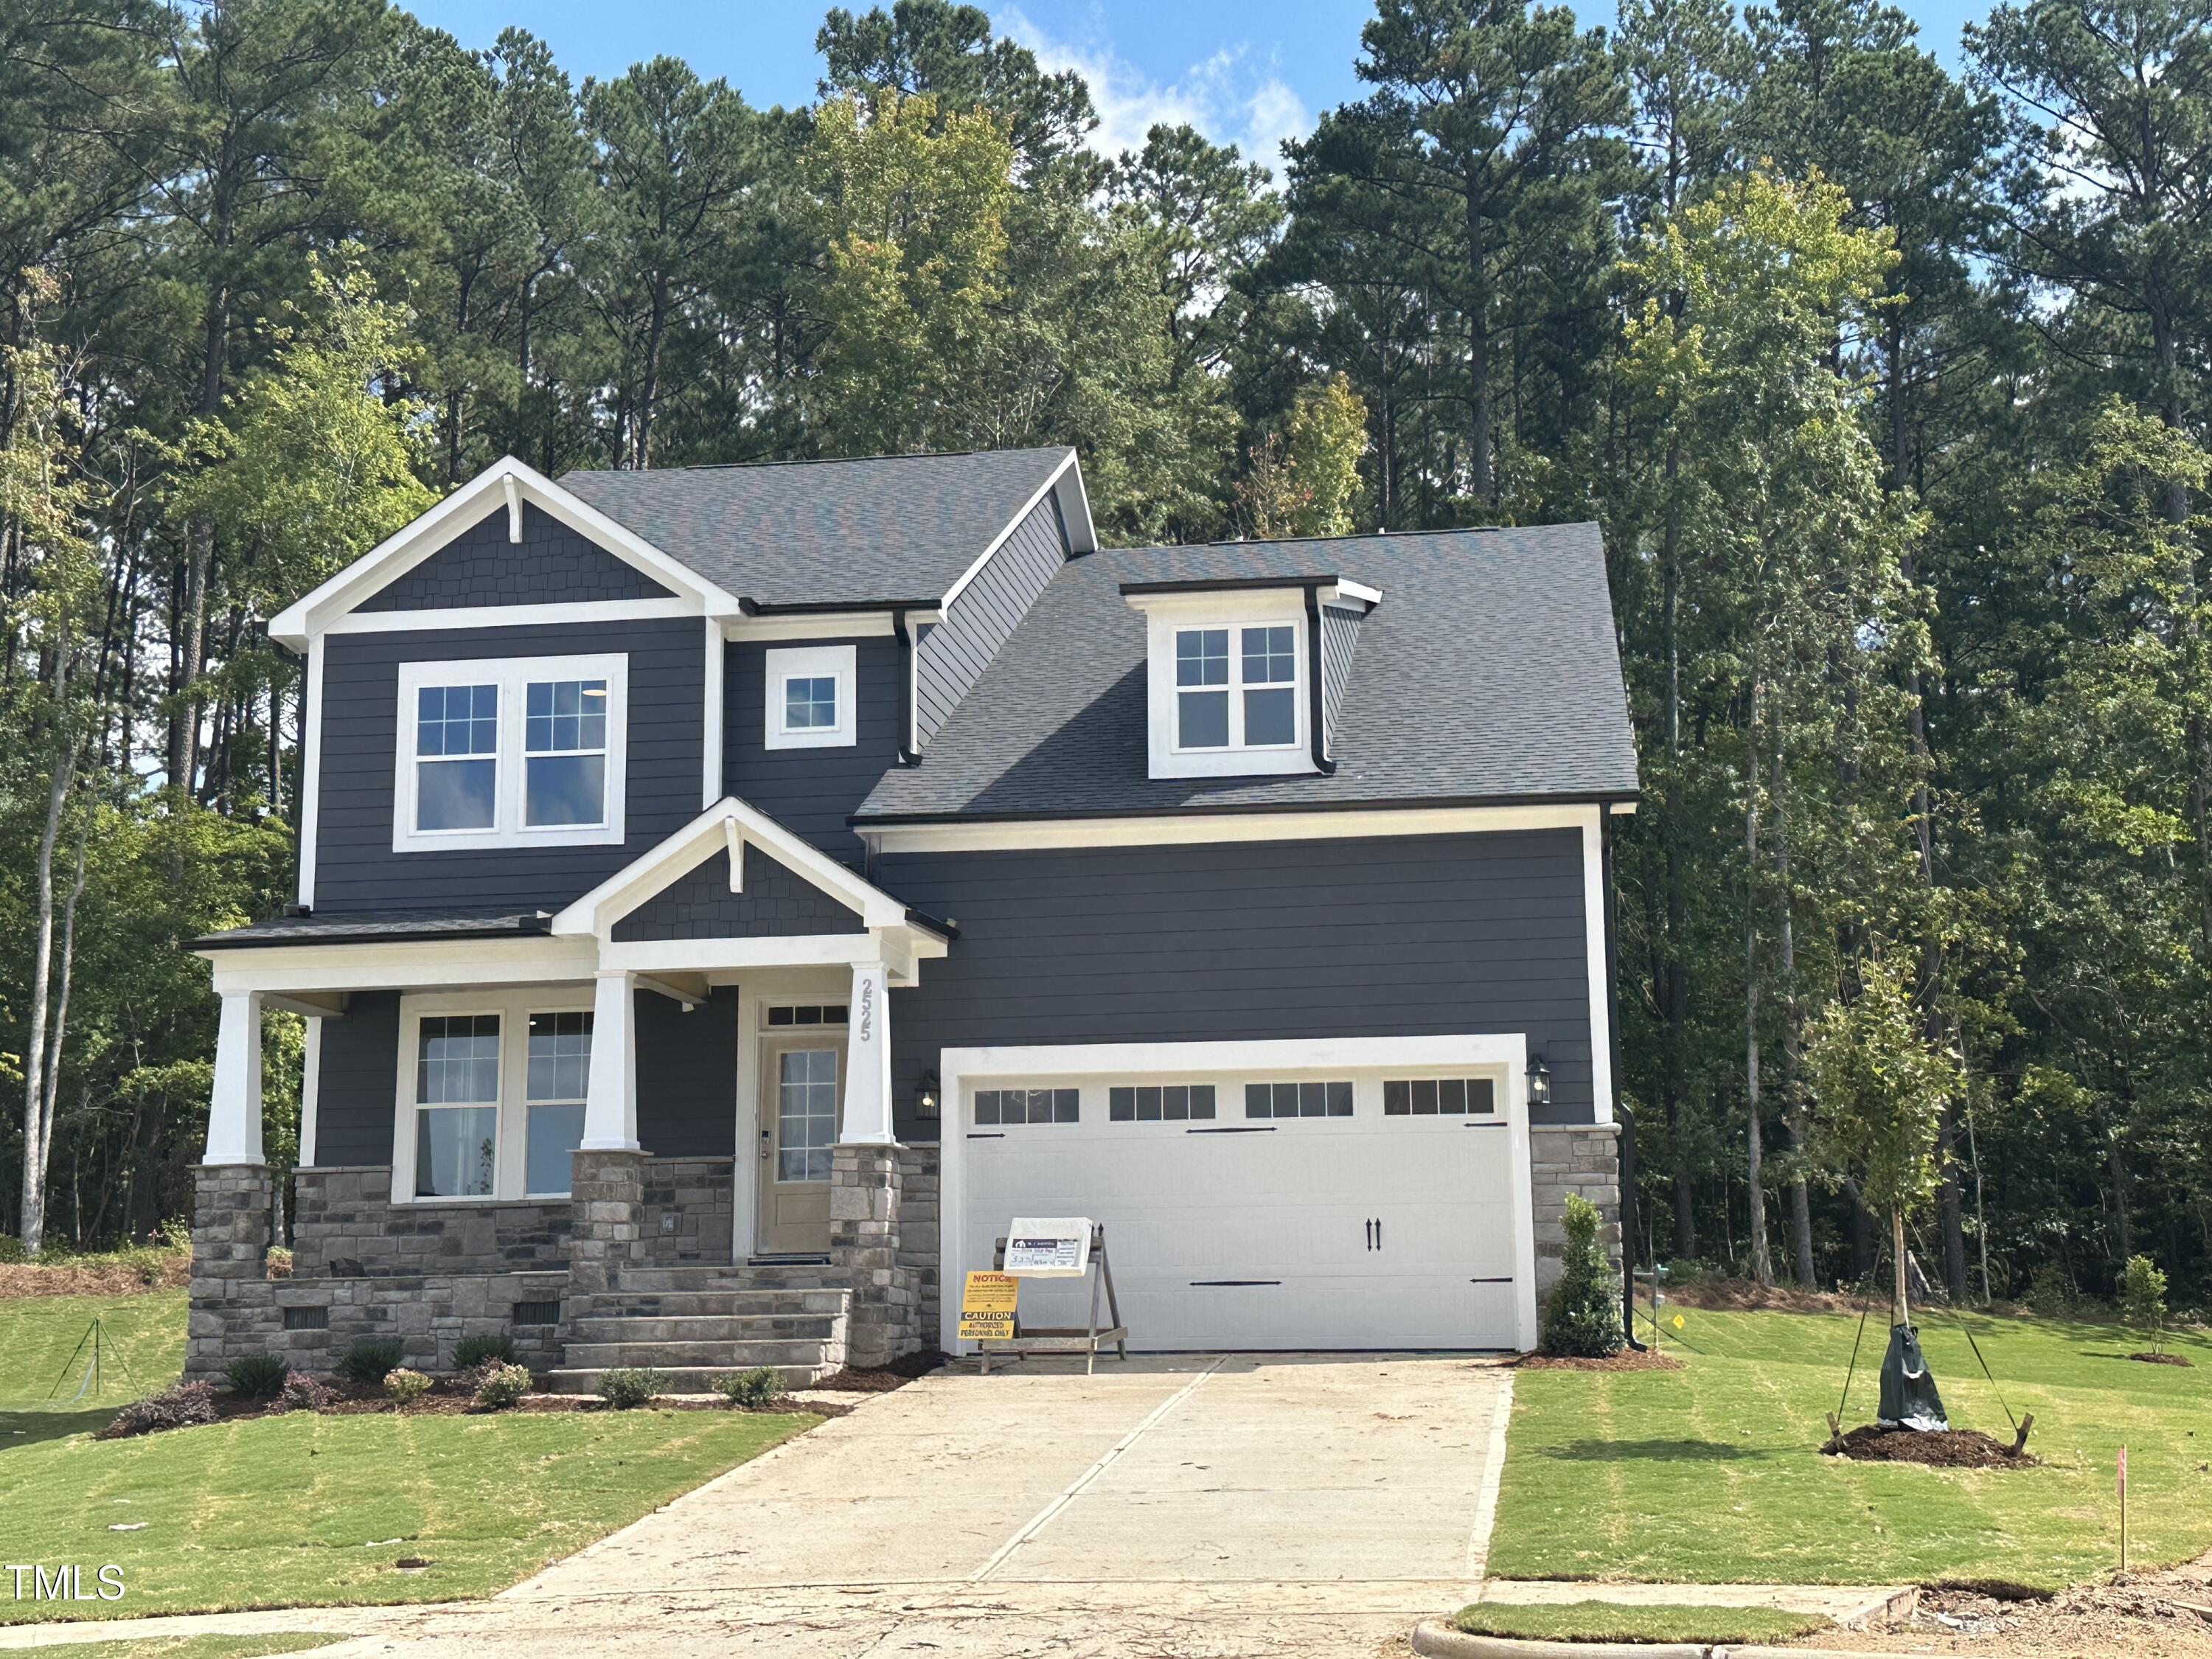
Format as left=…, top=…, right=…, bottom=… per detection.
left=319, top=1352, right=1511, bottom=1658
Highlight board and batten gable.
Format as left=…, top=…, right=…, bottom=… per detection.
left=723, top=635, right=902, bottom=869
left=914, top=491, right=1068, bottom=746
left=876, top=826, right=1596, bottom=1141
left=309, top=986, right=740, bottom=1166
left=357, top=502, right=674, bottom=611
left=313, top=617, right=705, bottom=914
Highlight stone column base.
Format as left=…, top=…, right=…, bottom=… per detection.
left=187, top=1165, right=278, bottom=1379
left=568, top=1148, right=647, bottom=1296
left=1531, top=1122, right=1623, bottom=1295
left=831, top=1144, right=917, bottom=1368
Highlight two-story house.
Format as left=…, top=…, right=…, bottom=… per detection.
left=185, top=446, right=1638, bottom=1385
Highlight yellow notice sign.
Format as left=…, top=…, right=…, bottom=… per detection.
left=959, top=1271, right=1019, bottom=1340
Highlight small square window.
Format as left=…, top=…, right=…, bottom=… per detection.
left=765, top=644, right=856, bottom=749
left=783, top=675, right=838, bottom=731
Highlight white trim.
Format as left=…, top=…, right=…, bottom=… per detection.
left=1580, top=811, right=1615, bottom=1125
left=1334, top=578, right=1383, bottom=606
left=763, top=644, right=856, bottom=751
left=721, top=611, right=937, bottom=643
left=205, top=936, right=601, bottom=995
left=269, top=456, right=740, bottom=650
left=935, top=1033, right=1540, bottom=1354
left=1054, top=459, right=1099, bottom=555
left=392, top=653, right=629, bottom=853
left=861, top=801, right=1615, bottom=855
left=598, top=933, right=939, bottom=976
left=299, top=1015, right=322, bottom=1169
left=324, top=597, right=696, bottom=636
left=550, top=795, right=915, bottom=939
left=390, top=986, right=599, bottom=1203
left=939, top=449, right=1080, bottom=613
left=702, top=616, right=725, bottom=807
left=501, top=473, right=524, bottom=543
left=1129, top=591, right=1313, bottom=781
left=839, top=961, right=895, bottom=1144
left=297, top=644, right=324, bottom=908
left=723, top=815, right=745, bottom=891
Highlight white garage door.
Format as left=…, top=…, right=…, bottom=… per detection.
left=956, top=1060, right=1529, bottom=1352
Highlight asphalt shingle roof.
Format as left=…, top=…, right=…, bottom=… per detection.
left=560, top=448, right=1069, bottom=609
left=856, top=523, right=1638, bottom=820
left=194, top=908, right=552, bottom=948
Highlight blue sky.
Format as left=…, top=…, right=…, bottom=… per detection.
left=408, top=0, right=1986, bottom=172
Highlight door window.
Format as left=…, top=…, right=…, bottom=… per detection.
left=776, top=1048, right=838, bottom=1181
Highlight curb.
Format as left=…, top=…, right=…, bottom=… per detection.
left=1411, top=1621, right=1930, bottom=1659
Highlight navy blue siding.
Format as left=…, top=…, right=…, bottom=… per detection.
left=914, top=493, right=1066, bottom=744
left=636, top=989, right=738, bottom=1155
left=359, top=503, right=672, bottom=611
left=310, top=989, right=736, bottom=1168
left=313, top=618, right=705, bottom=913
left=724, top=636, right=901, bottom=868
left=613, top=845, right=866, bottom=941
left=313, top=992, right=401, bottom=1166
left=1321, top=605, right=1362, bottom=757
left=879, top=829, right=1596, bottom=1139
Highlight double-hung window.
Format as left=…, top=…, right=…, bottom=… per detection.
left=1175, top=623, right=1298, bottom=751
left=397, top=995, right=595, bottom=1201
left=394, top=655, right=627, bottom=851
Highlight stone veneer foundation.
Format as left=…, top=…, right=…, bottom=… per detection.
left=189, top=1124, right=1607, bottom=1375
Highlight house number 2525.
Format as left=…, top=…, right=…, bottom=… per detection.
left=858, top=978, right=875, bottom=1042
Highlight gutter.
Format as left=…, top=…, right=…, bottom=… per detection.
left=1304, top=583, right=1337, bottom=777
left=737, top=596, right=942, bottom=616
left=891, top=605, right=921, bottom=766
left=852, top=789, right=1644, bottom=830
left=1601, top=808, right=1646, bottom=1352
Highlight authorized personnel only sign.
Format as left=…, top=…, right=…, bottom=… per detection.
left=1003, top=1217, right=1094, bottom=1277
left=959, top=1271, right=1019, bottom=1339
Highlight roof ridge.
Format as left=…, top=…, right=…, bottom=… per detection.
left=562, top=446, right=1066, bottom=479
left=1108, top=521, right=1597, bottom=555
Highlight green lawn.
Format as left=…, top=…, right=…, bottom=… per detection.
left=1453, top=1600, right=1829, bottom=1644
left=15, top=1636, right=345, bottom=1659
left=0, top=1290, right=815, bottom=1624
left=1491, top=1307, right=2212, bottom=1589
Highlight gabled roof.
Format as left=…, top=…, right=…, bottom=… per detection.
left=560, top=448, right=1092, bottom=611
left=854, top=524, right=1640, bottom=822
left=551, top=796, right=952, bottom=940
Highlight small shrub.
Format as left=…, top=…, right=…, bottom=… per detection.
left=383, top=1367, right=432, bottom=1405
left=2121, top=1254, right=2170, bottom=1355
left=278, top=1371, right=334, bottom=1413
left=1540, top=1193, right=1624, bottom=1359
left=472, top=1362, right=532, bottom=1410
left=224, top=1352, right=289, bottom=1398
left=99, top=1381, right=218, bottom=1439
left=453, top=1333, right=518, bottom=1371
left=335, top=1338, right=404, bottom=1384
left=151, top=1216, right=192, bottom=1255
left=0, top=1234, right=29, bottom=1265
left=120, top=1246, right=169, bottom=1285
left=1660, top=1257, right=1713, bottom=1287
left=2023, top=1261, right=2084, bottom=1317
left=596, top=1366, right=664, bottom=1409
left=712, top=1366, right=783, bottom=1408
left=265, top=1245, right=294, bottom=1279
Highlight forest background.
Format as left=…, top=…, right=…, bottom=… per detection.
left=1, top=0, right=2205, bottom=1310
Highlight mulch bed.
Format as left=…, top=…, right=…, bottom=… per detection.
left=0, top=1255, right=191, bottom=1298
left=811, top=1351, right=947, bottom=1391
left=193, top=1374, right=845, bottom=1425
left=1826, top=1425, right=2037, bottom=1468
left=1512, top=1349, right=1686, bottom=1372
left=2131, top=1352, right=2195, bottom=1366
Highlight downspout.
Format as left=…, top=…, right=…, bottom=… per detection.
left=1304, top=585, right=1337, bottom=776
left=891, top=607, right=920, bottom=766
left=1604, top=807, right=1646, bottom=1349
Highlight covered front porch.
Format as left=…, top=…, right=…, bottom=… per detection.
left=185, top=799, right=950, bottom=1385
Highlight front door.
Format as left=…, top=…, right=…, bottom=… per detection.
left=757, top=1037, right=842, bottom=1255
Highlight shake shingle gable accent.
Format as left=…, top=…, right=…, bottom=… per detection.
left=358, top=502, right=672, bottom=611
left=610, top=845, right=867, bottom=941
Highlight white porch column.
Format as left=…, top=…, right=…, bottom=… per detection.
left=204, top=990, right=265, bottom=1166
left=839, top=959, right=897, bottom=1144
left=298, top=1016, right=323, bottom=1168
left=581, top=970, right=640, bottom=1150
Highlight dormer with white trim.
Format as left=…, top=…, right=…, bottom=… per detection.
left=1122, top=574, right=1381, bottom=780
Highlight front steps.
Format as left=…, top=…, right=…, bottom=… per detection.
left=541, top=1268, right=850, bottom=1393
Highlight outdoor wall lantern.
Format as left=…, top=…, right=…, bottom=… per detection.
left=1527, top=1055, right=1551, bottom=1108
left=916, top=1069, right=942, bottom=1121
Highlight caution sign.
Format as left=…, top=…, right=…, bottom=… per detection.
left=959, top=1271, right=1019, bottom=1340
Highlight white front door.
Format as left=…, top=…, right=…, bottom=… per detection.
left=960, top=1071, right=1525, bottom=1349
left=757, top=1038, right=842, bottom=1255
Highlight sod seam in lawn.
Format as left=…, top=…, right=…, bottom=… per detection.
left=1486, top=1307, right=2212, bottom=1590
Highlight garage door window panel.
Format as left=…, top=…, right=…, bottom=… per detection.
left=1107, top=1084, right=1217, bottom=1122
left=1383, top=1078, right=1498, bottom=1116
left=1244, top=1080, right=1353, bottom=1119
left=974, top=1088, right=1079, bottom=1126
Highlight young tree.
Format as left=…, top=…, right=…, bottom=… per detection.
left=2118, top=1254, right=2169, bottom=1357
left=1807, top=952, right=1958, bottom=1324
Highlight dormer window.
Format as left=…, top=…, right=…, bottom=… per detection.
left=1175, top=625, right=1300, bottom=752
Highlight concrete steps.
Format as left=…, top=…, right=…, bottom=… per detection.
left=567, top=1313, right=841, bottom=1344
left=541, top=1267, right=851, bottom=1393
left=540, top=1363, right=824, bottom=1394
left=568, top=1288, right=846, bottom=1318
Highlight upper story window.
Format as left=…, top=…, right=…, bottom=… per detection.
left=1175, top=624, right=1299, bottom=751
left=1128, top=590, right=1313, bottom=780
left=765, top=644, right=856, bottom=750
left=394, top=654, right=628, bottom=852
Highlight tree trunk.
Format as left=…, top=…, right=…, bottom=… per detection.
left=1743, top=675, right=1771, bottom=1288
left=1936, top=1105, right=1969, bottom=1299
left=18, top=727, right=78, bottom=1255
left=1662, top=439, right=1694, bottom=1262
left=1771, top=751, right=1815, bottom=1287
left=1891, top=1206, right=1910, bottom=1328
left=1463, top=185, right=1492, bottom=504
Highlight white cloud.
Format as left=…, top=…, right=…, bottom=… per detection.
left=998, top=5, right=1312, bottom=174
